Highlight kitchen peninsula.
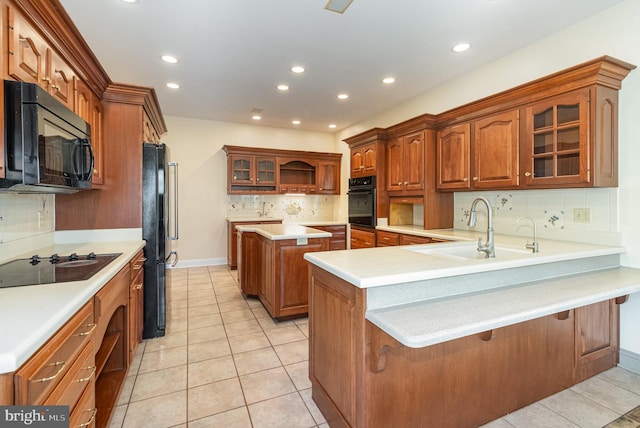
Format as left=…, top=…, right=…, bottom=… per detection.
left=237, top=223, right=331, bottom=319
left=304, top=234, right=640, bottom=427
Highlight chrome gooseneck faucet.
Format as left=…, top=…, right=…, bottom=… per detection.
left=516, top=216, right=539, bottom=253
left=468, top=197, right=495, bottom=258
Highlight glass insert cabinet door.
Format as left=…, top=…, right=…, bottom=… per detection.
left=230, top=156, right=276, bottom=185
left=524, top=89, right=589, bottom=186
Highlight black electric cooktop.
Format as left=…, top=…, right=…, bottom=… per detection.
left=0, top=252, right=122, bottom=289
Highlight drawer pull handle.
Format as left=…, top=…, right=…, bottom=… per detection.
left=75, top=366, right=97, bottom=383
left=133, top=258, right=147, bottom=270
left=78, top=408, right=97, bottom=427
left=35, top=361, right=66, bottom=383
left=78, top=323, right=97, bottom=337
left=136, top=283, right=143, bottom=290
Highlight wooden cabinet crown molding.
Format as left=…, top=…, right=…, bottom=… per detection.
left=436, top=55, right=635, bottom=128
left=343, top=128, right=387, bottom=148
left=222, top=145, right=341, bottom=161
left=343, top=56, right=635, bottom=142
left=10, top=0, right=111, bottom=97
left=103, top=84, right=168, bottom=136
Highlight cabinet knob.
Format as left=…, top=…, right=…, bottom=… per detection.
left=524, top=172, right=532, bottom=177
left=472, top=177, right=478, bottom=181
left=463, top=177, right=469, bottom=182
left=42, top=76, right=51, bottom=83
left=404, top=182, right=408, bottom=185
left=397, top=182, right=402, bottom=186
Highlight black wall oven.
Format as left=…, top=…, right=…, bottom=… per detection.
left=348, top=175, right=376, bottom=228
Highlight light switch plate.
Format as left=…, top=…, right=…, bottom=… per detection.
left=573, top=208, right=591, bottom=223
left=297, top=238, right=308, bottom=245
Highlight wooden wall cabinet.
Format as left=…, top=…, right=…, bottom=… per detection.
left=6, top=5, right=76, bottom=110
left=223, top=146, right=341, bottom=195
left=350, top=143, right=378, bottom=177
left=308, top=265, right=626, bottom=428
left=437, top=111, right=519, bottom=191
left=387, top=131, right=424, bottom=193
left=74, top=77, right=105, bottom=186
left=521, top=88, right=618, bottom=188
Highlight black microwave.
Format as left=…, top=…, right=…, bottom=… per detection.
left=1, top=80, right=93, bottom=193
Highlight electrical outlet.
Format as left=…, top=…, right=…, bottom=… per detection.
left=573, top=208, right=591, bottom=223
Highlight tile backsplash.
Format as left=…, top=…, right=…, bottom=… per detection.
left=227, top=194, right=337, bottom=221
left=0, top=194, right=54, bottom=244
left=454, top=188, right=620, bottom=246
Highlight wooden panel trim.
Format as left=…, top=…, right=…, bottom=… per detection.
left=103, top=84, right=168, bottom=136
left=386, top=113, right=437, bottom=138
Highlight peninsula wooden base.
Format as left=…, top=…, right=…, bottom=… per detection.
left=308, top=265, right=623, bottom=428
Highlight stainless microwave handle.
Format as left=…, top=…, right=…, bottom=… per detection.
left=167, top=162, right=179, bottom=240
left=84, top=139, right=94, bottom=180
left=71, top=139, right=93, bottom=180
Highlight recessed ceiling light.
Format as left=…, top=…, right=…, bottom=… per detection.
left=252, top=115, right=262, bottom=120
left=292, top=120, right=301, bottom=125
left=166, top=82, right=180, bottom=89
left=382, top=77, right=396, bottom=84
left=452, top=43, right=471, bottom=53
left=161, top=55, right=178, bottom=64
left=328, top=124, right=337, bottom=129
left=277, top=84, right=290, bottom=91
left=291, top=66, right=305, bottom=74
left=337, top=93, right=349, bottom=100
left=121, top=0, right=138, bottom=3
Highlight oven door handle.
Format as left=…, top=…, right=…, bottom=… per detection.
left=347, top=189, right=374, bottom=195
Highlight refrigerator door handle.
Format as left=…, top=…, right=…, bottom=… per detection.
left=165, top=250, right=178, bottom=267
left=167, top=162, right=179, bottom=240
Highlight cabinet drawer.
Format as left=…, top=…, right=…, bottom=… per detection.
left=350, top=228, right=375, bottom=249
left=377, top=230, right=400, bottom=247
left=15, top=301, right=95, bottom=405
left=129, top=250, right=145, bottom=281
left=69, top=377, right=96, bottom=428
left=399, top=234, right=433, bottom=245
left=45, top=342, right=95, bottom=411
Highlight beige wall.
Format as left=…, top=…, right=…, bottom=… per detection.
left=333, top=0, right=640, bottom=354
left=160, top=117, right=336, bottom=265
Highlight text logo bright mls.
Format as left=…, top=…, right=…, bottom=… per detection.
left=0, top=406, right=68, bottom=428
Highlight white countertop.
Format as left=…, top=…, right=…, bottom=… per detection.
left=0, top=240, right=145, bottom=374
left=304, top=232, right=624, bottom=288
left=236, top=223, right=332, bottom=240
left=367, top=267, right=640, bottom=348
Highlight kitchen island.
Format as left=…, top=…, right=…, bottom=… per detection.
left=237, top=223, right=331, bottom=319
left=304, top=234, right=640, bottom=427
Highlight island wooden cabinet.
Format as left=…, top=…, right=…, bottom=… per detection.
left=387, top=131, right=424, bottom=193
left=256, top=234, right=330, bottom=319
left=375, top=230, right=399, bottom=247
left=238, top=230, right=261, bottom=296
left=308, top=265, right=626, bottom=428
left=228, top=219, right=282, bottom=269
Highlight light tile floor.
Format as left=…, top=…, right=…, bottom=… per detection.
left=107, top=265, right=640, bottom=428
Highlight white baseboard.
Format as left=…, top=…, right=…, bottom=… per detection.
left=167, top=257, right=227, bottom=269
left=619, top=348, right=640, bottom=375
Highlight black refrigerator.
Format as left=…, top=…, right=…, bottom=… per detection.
left=142, top=143, right=178, bottom=338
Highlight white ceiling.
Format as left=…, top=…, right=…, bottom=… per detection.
left=59, top=0, right=623, bottom=133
